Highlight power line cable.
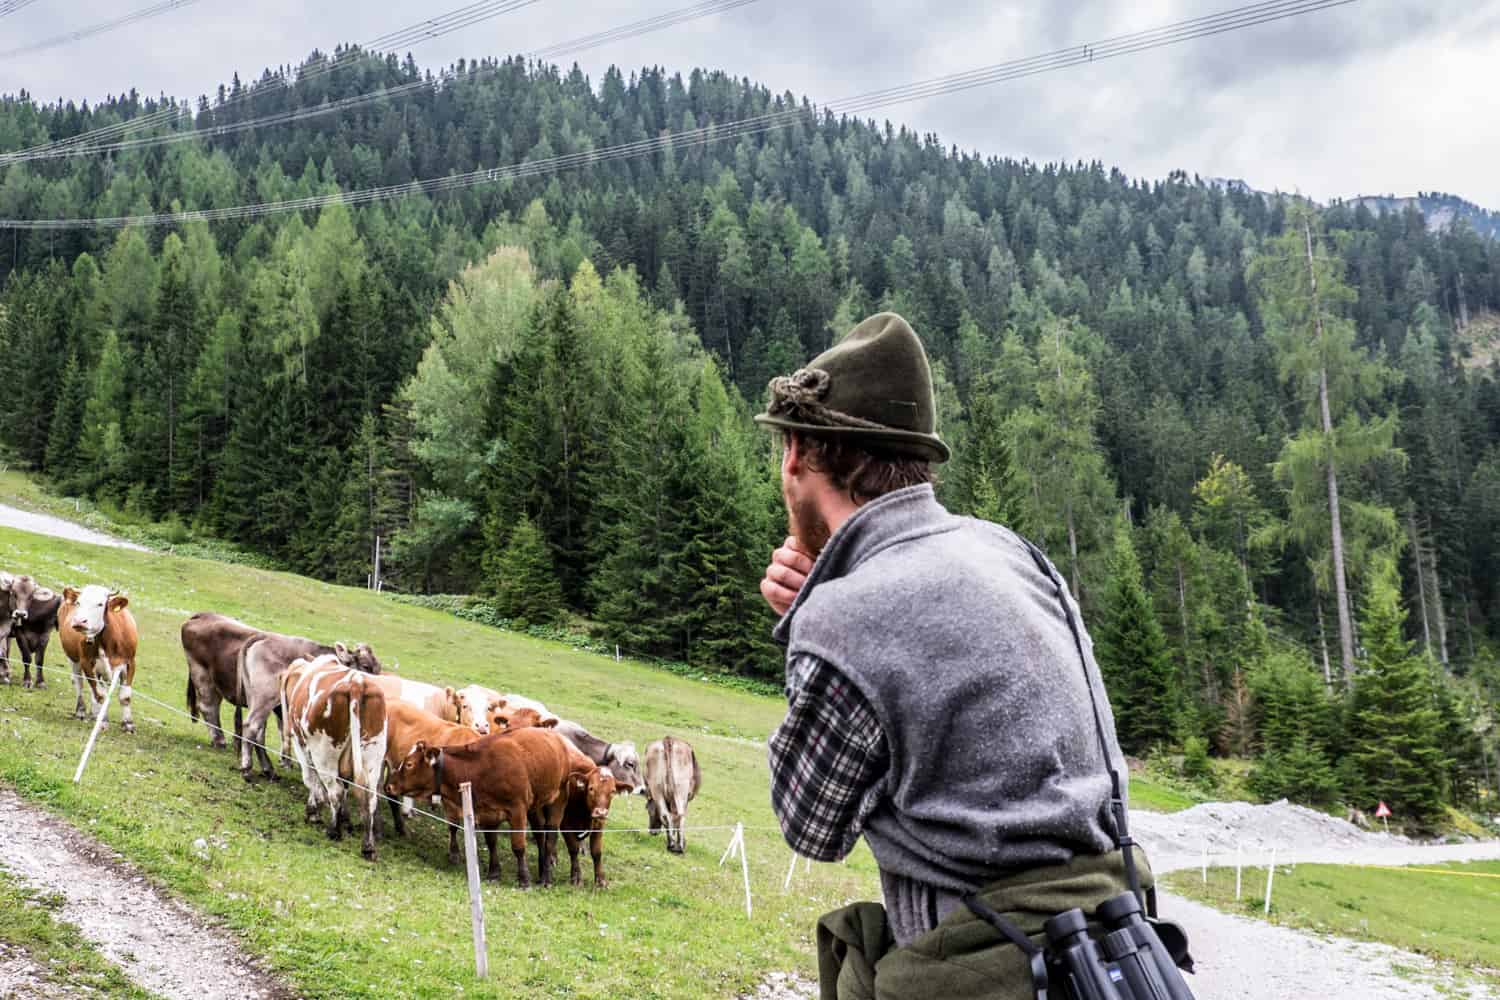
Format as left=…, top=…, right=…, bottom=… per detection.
left=0, top=0, right=204, bottom=59
left=0, top=0, right=759, bottom=164
left=3, top=0, right=548, bottom=159
left=0, top=0, right=1359, bottom=230
left=0, top=0, right=45, bottom=20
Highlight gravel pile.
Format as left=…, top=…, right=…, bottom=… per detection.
left=1133, top=798, right=1412, bottom=863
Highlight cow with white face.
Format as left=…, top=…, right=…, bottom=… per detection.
left=57, top=585, right=139, bottom=733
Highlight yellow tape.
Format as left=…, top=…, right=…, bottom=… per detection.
left=1359, top=865, right=1500, bottom=880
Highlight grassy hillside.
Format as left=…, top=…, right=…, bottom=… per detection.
left=0, top=523, right=883, bottom=999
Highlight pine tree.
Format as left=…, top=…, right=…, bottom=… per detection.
left=1094, top=525, right=1178, bottom=754
left=492, top=516, right=563, bottom=627
left=1346, top=560, right=1448, bottom=824
left=946, top=384, right=1027, bottom=533
left=44, top=351, right=90, bottom=488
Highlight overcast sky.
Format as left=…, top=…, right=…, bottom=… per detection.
left=2, top=0, right=1495, bottom=209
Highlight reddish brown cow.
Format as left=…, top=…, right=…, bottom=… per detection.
left=58, top=586, right=139, bottom=733
left=494, top=706, right=556, bottom=732
left=280, top=655, right=388, bottom=861
left=553, top=743, right=617, bottom=888
left=382, top=700, right=488, bottom=836
left=384, top=727, right=572, bottom=887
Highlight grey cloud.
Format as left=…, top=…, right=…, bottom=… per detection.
left=0, top=0, right=1494, bottom=208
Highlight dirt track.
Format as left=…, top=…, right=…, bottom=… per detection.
left=0, top=502, right=149, bottom=551
left=0, top=789, right=290, bottom=1000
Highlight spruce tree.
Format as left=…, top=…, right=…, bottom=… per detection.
left=492, top=516, right=563, bottom=627
left=1346, top=560, right=1448, bottom=823
left=1094, top=525, right=1178, bottom=754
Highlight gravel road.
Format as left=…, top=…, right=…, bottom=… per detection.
left=0, top=502, right=148, bottom=551
left=0, top=789, right=290, bottom=1000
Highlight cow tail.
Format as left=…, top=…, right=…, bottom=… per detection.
left=348, top=675, right=364, bottom=794
left=187, top=674, right=199, bottom=722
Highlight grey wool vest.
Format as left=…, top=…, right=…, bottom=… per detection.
left=773, top=485, right=1127, bottom=894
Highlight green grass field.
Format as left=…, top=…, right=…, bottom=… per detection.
left=0, top=476, right=1200, bottom=998
left=1166, top=860, right=1500, bottom=985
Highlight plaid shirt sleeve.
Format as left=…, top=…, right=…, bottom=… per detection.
left=767, top=652, right=888, bottom=862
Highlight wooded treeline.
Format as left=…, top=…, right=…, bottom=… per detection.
left=2, top=49, right=1498, bottom=822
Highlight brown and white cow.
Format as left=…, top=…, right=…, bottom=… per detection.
left=644, top=736, right=700, bottom=854
left=58, top=586, right=140, bottom=732
left=384, top=727, right=572, bottom=887
left=454, top=684, right=557, bottom=735
left=181, top=612, right=262, bottom=750
left=239, top=632, right=381, bottom=781
left=279, top=654, right=388, bottom=861
left=367, top=674, right=463, bottom=727
left=1, top=574, right=60, bottom=689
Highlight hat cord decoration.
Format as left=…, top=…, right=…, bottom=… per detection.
left=767, top=368, right=887, bottom=431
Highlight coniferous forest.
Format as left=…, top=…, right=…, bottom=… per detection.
left=2, top=50, right=1499, bottom=824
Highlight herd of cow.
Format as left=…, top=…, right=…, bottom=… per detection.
left=1, top=571, right=703, bottom=889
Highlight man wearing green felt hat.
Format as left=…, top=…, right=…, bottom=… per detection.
left=757, top=313, right=1160, bottom=999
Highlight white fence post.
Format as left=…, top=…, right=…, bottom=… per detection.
left=1264, top=847, right=1277, bottom=916
left=1234, top=843, right=1242, bottom=901
left=718, top=822, right=752, bottom=918
left=460, top=782, right=489, bottom=980
left=73, top=667, right=123, bottom=783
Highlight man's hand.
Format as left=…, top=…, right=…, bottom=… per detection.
left=760, top=536, right=815, bottom=616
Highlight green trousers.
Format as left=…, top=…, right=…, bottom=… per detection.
left=815, top=852, right=1152, bottom=1000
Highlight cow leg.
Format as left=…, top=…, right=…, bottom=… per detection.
left=389, top=797, right=407, bottom=837
left=541, top=802, right=565, bottom=888
left=241, top=699, right=278, bottom=781
left=590, top=829, right=606, bottom=889
left=31, top=641, right=45, bottom=689
left=646, top=796, right=662, bottom=834
left=447, top=826, right=460, bottom=866
left=232, top=705, right=243, bottom=754
left=117, top=664, right=135, bottom=735
left=70, top=660, right=88, bottom=719
left=191, top=664, right=225, bottom=748
left=509, top=809, right=531, bottom=889
left=21, top=642, right=34, bottom=690
left=0, top=633, right=11, bottom=684
left=668, top=812, right=684, bottom=855
left=485, top=831, right=502, bottom=881
left=358, top=742, right=383, bottom=862
left=564, top=832, right=582, bottom=887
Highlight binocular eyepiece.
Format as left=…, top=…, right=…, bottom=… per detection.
left=1041, top=894, right=1195, bottom=1000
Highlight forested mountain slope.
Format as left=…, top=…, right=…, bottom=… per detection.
left=1, top=49, right=1498, bottom=821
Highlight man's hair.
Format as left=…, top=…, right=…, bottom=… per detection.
left=786, top=431, right=935, bottom=504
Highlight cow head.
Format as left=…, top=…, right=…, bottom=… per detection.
left=385, top=740, right=441, bottom=799
left=7, top=575, right=54, bottom=628
left=0, top=572, right=12, bottom=620
left=333, top=641, right=383, bottom=675
left=70, top=585, right=122, bottom=640
left=454, top=686, right=496, bottom=734
left=583, top=768, right=617, bottom=824
left=604, top=742, right=645, bottom=795
left=495, top=706, right=556, bottom=731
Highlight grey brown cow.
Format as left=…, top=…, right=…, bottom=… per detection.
left=644, top=736, right=700, bottom=854
left=1, top=574, right=60, bottom=689
left=553, top=718, right=644, bottom=794
left=238, top=631, right=382, bottom=780
left=181, top=612, right=262, bottom=750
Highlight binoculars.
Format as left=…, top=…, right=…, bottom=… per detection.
left=1042, top=892, right=1196, bottom=1000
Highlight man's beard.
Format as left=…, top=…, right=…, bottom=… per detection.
left=788, top=494, right=831, bottom=557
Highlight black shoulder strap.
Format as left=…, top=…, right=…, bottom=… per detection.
left=964, top=897, right=1049, bottom=1000
left=1020, top=540, right=1144, bottom=908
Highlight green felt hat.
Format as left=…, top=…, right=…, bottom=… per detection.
left=754, top=312, right=950, bottom=463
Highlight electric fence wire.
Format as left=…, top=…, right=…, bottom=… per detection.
left=0, top=0, right=1359, bottom=230
left=0, top=0, right=761, bottom=164
left=2, top=0, right=545, bottom=159
left=0, top=654, right=781, bottom=837
left=0, top=0, right=205, bottom=59
left=0, top=0, right=45, bottom=20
